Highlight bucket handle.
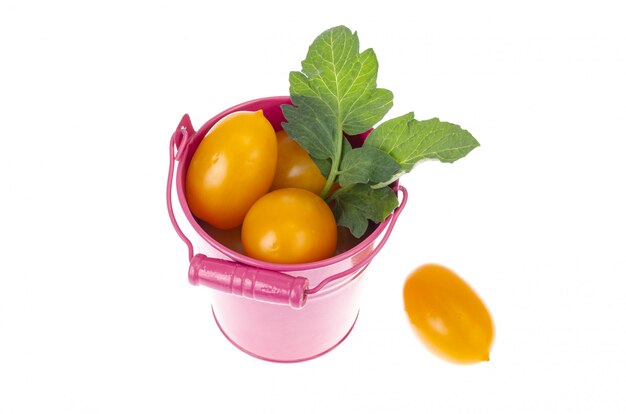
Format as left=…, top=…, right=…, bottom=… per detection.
left=167, top=114, right=407, bottom=309
left=167, top=114, right=196, bottom=262
left=304, top=184, right=407, bottom=295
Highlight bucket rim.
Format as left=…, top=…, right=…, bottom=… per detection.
left=176, top=95, right=397, bottom=272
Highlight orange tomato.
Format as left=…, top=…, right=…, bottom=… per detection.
left=403, top=264, right=494, bottom=364
left=185, top=110, right=277, bottom=229
left=241, top=188, right=337, bottom=264
left=270, top=130, right=327, bottom=194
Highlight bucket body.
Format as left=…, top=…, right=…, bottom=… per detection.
left=174, top=97, right=395, bottom=362
left=198, top=241, right=371, bottom=362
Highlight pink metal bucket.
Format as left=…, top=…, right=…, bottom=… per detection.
left=167, top=96, right=408, bottom=362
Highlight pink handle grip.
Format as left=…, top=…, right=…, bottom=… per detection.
left=188, top=254, right=309, bottom=309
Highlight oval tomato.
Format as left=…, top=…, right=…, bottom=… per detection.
left=241, top=188, right=337, bottom=264
left=403, top=264, right=494, bottom=364
left=270, top=130, right=327, bottom=194
left=186, top=110, right=277, bottom=229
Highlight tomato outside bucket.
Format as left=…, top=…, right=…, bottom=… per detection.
left=167, top=96, right=408, bottom=362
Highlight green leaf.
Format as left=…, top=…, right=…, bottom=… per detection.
left=297, top=27, right=393, bottom=132
left=281, top=98, right=336, bottom=160
left=331, top=184, right=399, bottom=238
left=282, top=25, right=393, bottom=198
left=312, top=157, right=332, bottom=178
left=365, top=113, right=480, bottom=175
left=282, top=25, right=480, bottom=232
left=340, top=49, right=394, bottom=135
left=338, top=146, right=400, bottom=187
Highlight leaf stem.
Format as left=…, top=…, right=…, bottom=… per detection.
left=320, top=124, right=343, bottom=199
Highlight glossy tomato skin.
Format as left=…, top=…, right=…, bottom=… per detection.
left=270, top=130, right=327, bottom=195
left=186, top=110, right=277, bottom=229
left=403, top=264, right=494, bottom=364
left=242, top=188, right=337, bottom=264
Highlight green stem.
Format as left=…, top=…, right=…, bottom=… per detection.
left=320, top=124, right=343, bottom=199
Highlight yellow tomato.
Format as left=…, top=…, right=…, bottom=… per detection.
left=270, top=130, right=327, bottom=194
left=241, top=188, right=337, bottom=264
left=403, top=264, right=494, bottom=364
left=185, top=110, right=277, bottom=229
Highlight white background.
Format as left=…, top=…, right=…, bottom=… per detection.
left=1, top=0, right=625, bottom=412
